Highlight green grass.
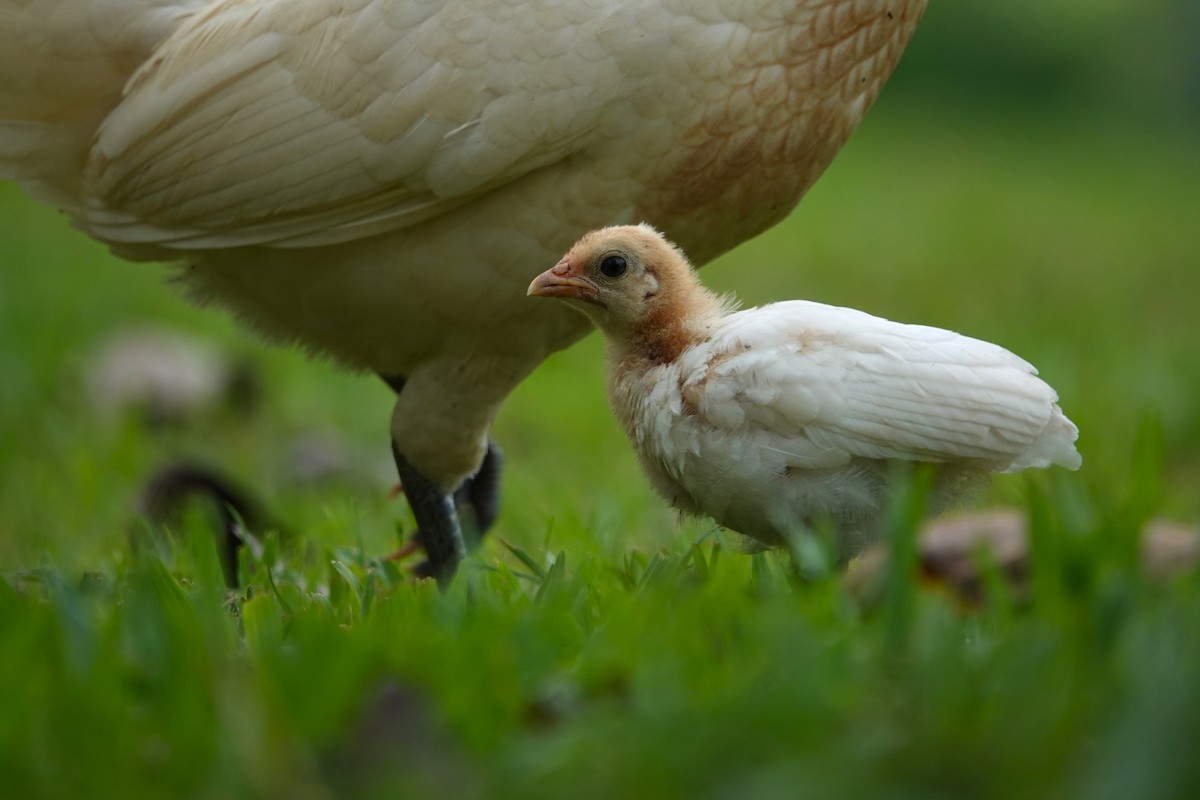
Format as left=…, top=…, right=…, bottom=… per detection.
left=1, top=97, right=1199, bottom=798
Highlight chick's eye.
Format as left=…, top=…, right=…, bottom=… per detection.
left=599, top=255, right=627, bottom=278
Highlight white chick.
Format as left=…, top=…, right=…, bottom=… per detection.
left=529, top=225, right=1081, bottom=558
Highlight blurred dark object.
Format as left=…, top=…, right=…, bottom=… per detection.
left=323, top=681, right=472, bottom=797
left=136, top=462, right=272, bottom=587
left=84, top=326, right=259, bottom=428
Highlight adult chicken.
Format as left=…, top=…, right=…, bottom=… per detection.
left=0, top=0, right=926, bottom=581
left=529, top=225, right=1081, bottom=559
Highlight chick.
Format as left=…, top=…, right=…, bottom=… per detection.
left=529, top=225, right=1081, bottom=558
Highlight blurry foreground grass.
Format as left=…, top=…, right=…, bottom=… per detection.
left=1, top=101, right=1198, bottom=796
left=6, top=483, right=1200, bottom=799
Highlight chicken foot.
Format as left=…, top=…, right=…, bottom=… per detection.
left=452, top=442, right=503, bottom=540
left=388, top=440, right=503, bottom=584
left=382, top=374, right=503, bottom=584
left=390, top=441, right=466, bottom=584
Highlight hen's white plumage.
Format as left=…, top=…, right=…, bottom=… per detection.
left=530, top=225, right=1081, bottom=557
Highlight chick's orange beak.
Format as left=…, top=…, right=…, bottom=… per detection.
left=527, top=259, right=602, bottom=305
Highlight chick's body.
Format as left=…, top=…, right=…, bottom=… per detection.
left=530, top=226, right=1081, bottom=557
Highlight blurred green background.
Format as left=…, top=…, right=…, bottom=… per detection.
left=1, top=2, right=1198, bottom=798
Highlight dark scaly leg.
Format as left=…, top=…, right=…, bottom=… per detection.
left=454, top=442, right=503, bottom=541
left=391, top=441, right=466, bottom=584
left=380, top=374, right=504, bottom=582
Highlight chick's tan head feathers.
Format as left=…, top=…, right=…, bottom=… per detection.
left=530, top=224, right=732, bottom=365
left=528, top=224, right=698, bottom=327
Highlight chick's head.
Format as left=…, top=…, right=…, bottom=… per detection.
left=528, top=224, right=697, bottom=336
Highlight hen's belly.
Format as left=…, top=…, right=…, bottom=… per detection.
left=180, top=139, right=810, bottom=382
left=183, top=168, right=627, bottom=378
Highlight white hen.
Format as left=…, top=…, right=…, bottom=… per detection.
left=529, top=225, right=1081, bottom=558
left=1, top=0, right=926, bottom=579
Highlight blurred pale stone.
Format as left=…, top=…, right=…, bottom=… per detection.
left=919, top=508, right=1028, bottom=596
left=282, top=430, right=355, bottom=485
left=84, top=326, right=256, bottom=426
left=1141, top=518, right=1200, bottom=580
left=845, top=509, right=1198, bottom=605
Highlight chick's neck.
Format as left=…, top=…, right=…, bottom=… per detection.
left=606, top=280, right=726, bottom=371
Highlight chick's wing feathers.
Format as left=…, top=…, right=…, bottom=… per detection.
left=78, top=0, right=643, bottom=247
left=680, top=301, right=1081, bottom=470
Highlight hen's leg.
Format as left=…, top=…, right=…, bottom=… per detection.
left=390, top=441, right=466, bottom=584
left=454, top=441, right=503, bottom=538
left=380, top=374, right=504, bottom=583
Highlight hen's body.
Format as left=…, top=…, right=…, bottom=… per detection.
left=2, top=0, right=926, bottom=577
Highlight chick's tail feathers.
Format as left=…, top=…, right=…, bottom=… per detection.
left=0, top=0, right=198, bottom=206
left=1006, top=405, right=1082, bottom=472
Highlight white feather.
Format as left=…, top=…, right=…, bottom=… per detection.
left=676, top=301, right=1080, bottom=470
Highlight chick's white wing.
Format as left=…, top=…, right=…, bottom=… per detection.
left=79, top=0, right=645, bottom=248
left=682, top=301, right=1078, bottom=470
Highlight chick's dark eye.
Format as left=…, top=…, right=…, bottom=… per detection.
left=599, top=255, right=627, bottom=278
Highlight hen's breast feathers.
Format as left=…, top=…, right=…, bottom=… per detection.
left=651, top=301, right=1082, bottom=473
